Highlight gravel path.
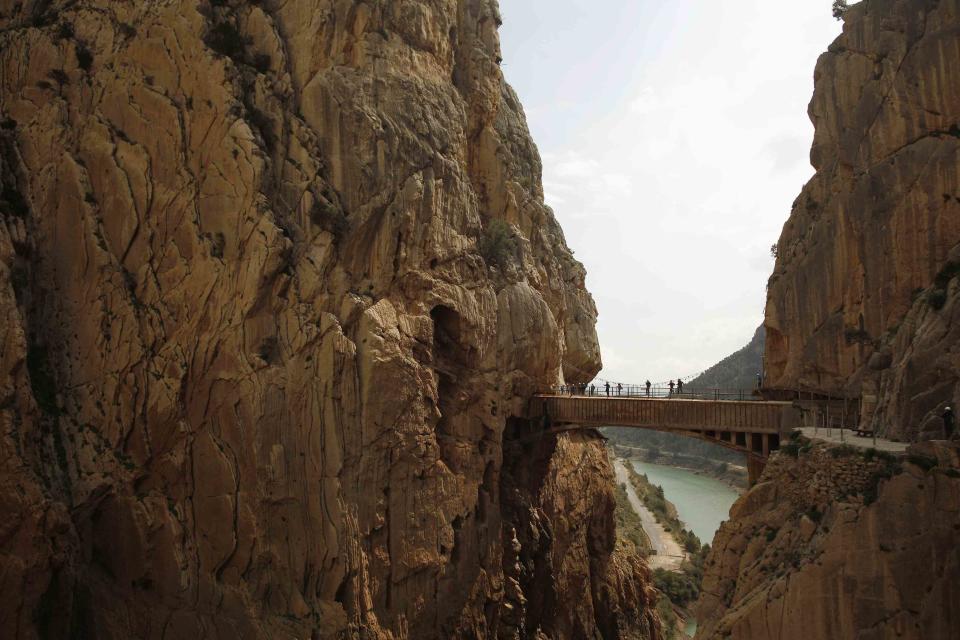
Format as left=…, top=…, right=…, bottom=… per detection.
left=614, top=459, right=685, bottom=571
left=799, top=427, right=910, bottom=452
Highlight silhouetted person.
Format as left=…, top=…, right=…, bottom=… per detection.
left=617, top=383, right=623, bottom=396
left=605, top=381, right=611, bottom=397
left=756, top=372, right=762, bottom=389
left=944, top=406, right=955, bottom=439
left=590, top=384, right=596, bottom=396
left=668, top=380, right=675, bottom=397
left=677, top=379, right=684, bottom=395
left=645, top=380, right=651, bottom=397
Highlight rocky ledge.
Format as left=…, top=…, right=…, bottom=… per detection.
left=696, top=440, right=960, bottom=640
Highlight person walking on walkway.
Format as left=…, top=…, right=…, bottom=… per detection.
left=756, top=372, right=762, bottom=389
left=605, top=381, right=611, bottom=397
left=677, top=379, right=684, bottom=395
left=944, top=406, right=955, bottom=439
left=668, top=380, right=675, bottom=397
left=617, top=383, right=623, bottom=396
left=590, top=384, right=596, bottom=396
left=645, top=380, right=651, bottom=397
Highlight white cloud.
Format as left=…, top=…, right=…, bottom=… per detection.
left=500, top=0, right=842, bottom=383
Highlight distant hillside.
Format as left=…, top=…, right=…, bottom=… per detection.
left=687, top=326, right=765, bottom=390
left=605, top=326, right=765, bottom=469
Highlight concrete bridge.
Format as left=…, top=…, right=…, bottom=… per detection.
left=526, top=394, right=802, bottom=484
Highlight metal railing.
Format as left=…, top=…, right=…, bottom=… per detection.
left=547, top=384, right=762, bottom=402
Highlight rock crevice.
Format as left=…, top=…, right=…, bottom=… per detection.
left=0, top=1, right=649, bottom=639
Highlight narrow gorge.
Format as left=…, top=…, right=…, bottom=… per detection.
left=697, top=1, right=960, bottom=638
left=2, top=1, right=960, bottom=639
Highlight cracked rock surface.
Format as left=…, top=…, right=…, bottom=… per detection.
left=695, top=441, right=960, bottom=640
left=764, top=0, right=960, bottom=440
left=0, top=1, right=653, bottom=638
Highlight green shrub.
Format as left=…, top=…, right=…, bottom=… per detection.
left=653, top=569, right=700, bottom=608
left=779, top=443, right=800, bottom=458
left=479, top=219, right=518, bottom=269
left=832, top=0, right=848, bottom=20
left=828, top=444, right=856, bottom=458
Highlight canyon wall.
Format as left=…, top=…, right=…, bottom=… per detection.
left=0, top=1, right=654, bottom=638
left=696, top=440, right=960, bottom=640
left=764, top=0, right=960, bottom=440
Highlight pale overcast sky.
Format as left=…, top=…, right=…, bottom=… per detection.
left=498, top=0, right=845, bottom=384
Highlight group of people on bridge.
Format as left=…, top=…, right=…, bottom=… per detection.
left=559, top=382, right=625, bottom=397
left=558, top=379, right=689, bottom=397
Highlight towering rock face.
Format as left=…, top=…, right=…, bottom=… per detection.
left=696, top=441, right=960, bottom=640
left=0, top=1, right=650, bottom=638
left=764, top=0, right=960, bottom=439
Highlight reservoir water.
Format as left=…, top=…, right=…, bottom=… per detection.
left=627, top=460, right=741, bottom=544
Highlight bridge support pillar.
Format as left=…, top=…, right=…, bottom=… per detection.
left=747, top=456, right=766, bottom=486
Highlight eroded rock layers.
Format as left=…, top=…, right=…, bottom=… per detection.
left=0, top=1, right=651, bottom=638
left=696, top=441, right=960, bottom=640
left=764, top=0, right=960, bottom=440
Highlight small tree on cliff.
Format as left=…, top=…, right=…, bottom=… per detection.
left=832, top=0, right=849, bottom=19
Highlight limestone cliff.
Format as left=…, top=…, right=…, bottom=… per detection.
left=696, top=441, right=960, bottom=639
left=0, top=1, right=652, bottom=638
left=764, top=0, right=960, bottom=440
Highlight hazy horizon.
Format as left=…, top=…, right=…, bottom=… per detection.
left=499, top=0, right=846, bottom=385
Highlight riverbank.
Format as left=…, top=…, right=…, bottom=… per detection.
left=610, top=443, right=747, bottom=490
left=614, top=459, right=685, bottom=570
left=614, top=457, right=703, bottom=639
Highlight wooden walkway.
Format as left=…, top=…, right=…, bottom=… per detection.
left=527, top=395, right=802, bottom=483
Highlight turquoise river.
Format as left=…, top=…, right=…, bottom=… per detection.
left=627, top=460, right=742, bottom=546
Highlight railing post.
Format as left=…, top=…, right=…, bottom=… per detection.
left=841, top=398, right=846, bottom=442
left=826, top=394, right=831, bottom=438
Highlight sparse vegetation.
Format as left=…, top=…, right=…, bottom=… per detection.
left=779, top=442, right=801, bottom=458
left=655, top=595, right=679, bottom=640
left=614, top=483, right=652, bottom=554
left=479, top=219, right=518, bottom=269
left=832, top=0, right=849, bottom=20
left=828, top=444, right=857, bottom=458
